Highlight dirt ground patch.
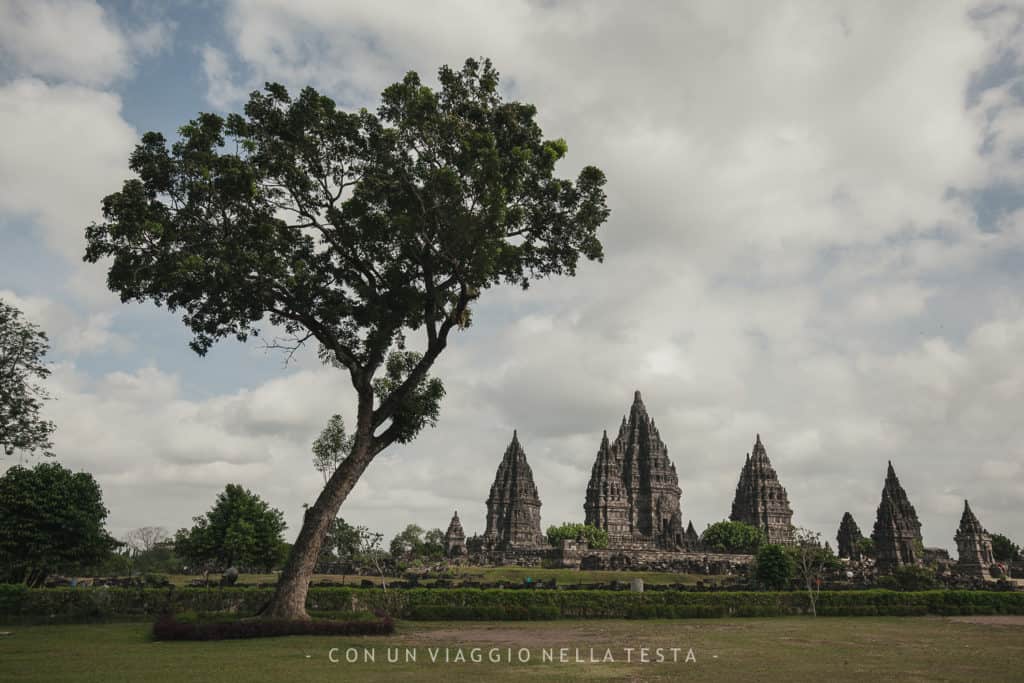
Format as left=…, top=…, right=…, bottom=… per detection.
left=947, top=615, right=1024, bottom=626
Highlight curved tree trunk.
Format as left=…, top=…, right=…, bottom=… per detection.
left=261, top=399, right=376, bottom=621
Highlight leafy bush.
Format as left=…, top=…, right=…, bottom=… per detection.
left=3, top=584, right=1023, bottom=622
left=546, top=523, right=609, bottom=549
left=700, top=521, right=765, bottom=554
left=755, top=545, right=794, bottom=589
left=152, top=614, right=393, bottom=640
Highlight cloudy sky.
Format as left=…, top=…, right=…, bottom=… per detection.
left=2, top=0, right=1023, bottom=554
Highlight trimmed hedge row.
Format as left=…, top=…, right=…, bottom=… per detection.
left=2, top=584, right=1022, bottom=622
left=152, top=614, right=394, bottom=641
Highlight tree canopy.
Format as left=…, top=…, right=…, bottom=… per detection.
left=83, top=56, right=609, bottom=620
left=546, top=522, right=609, bottom=549
left=700, top=521, right=766, bottom=554
left=991, top=533, right=1020, bottom=563
left=755, top=544, right=794, bottom=589
left=174, top=484, right=287, bottom=573
left=0, top=462, right=117, bottom=586
left=0, top=299, right=56, bottom=457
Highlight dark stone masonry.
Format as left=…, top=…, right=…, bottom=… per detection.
left=458, top=391, right=1001, bottom=580
left=584, top=391, right=686, bottom=549
left=729, top=434, right=795, bottom=545
left=444, top=511, right=467, bottom=558
left=481, top=431, right=546, bottom=551
left=836, top=512, right=863, bottom=559
left=955, top=500, right=995, bottom=580
left=871, top=461, right=924, bottom=573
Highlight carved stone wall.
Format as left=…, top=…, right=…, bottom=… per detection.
left=729, top=434, right=794, bottom=545
left=584, top=391, right=685, bottom=549
left=482, top=431, right=545, bottom=551
left=871, top=461, right=923, bottom=573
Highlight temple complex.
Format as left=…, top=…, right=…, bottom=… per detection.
left=584, top=391, right=685, bottom=549
left=954, top=500, right=995, bottom=580
left=729, top=435, right=794, bottom=544
left=871, top=462, right=923, bottom=573
left=481, top=431, right=545, bottom=550
left=836, top=512, right=863, bottom=559
left=444, top=511, right=467, bottom=558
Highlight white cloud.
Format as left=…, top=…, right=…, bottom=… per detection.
left=0, top=0, right=174, bottom=86
left=5, top=1, right=1024, bottom=554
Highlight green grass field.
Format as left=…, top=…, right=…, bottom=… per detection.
left=163, top=566, right=716, bottom=587
left=1, top=617, right=1022, bottom=682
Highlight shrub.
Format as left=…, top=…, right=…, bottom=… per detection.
left=755, top=545, right=794, bottom=589
left=152, top=614, right=394, bottom=640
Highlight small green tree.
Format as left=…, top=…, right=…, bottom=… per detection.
left=991, top=534, right=1021, bottom=562
left=790, top=528, right=836, bottom=616
left=389, top=524, right=425, bottom=561
left=755, top=544, right=794, bottom=589
left=0, top=299, right=56, bottom=457
left=0, top=462, right=118, bottom=585
left=174, top=484, right=287, bottom=573
left=312, top=414, right=354, bottom=484
left=545, top=522, right=609, bottom=549
left=423, top=528, right=446, bottom=560
left=700, top=521, right=765, bottom=554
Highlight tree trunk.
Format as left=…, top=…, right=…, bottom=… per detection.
left=260, top=399, right=376, bottom=621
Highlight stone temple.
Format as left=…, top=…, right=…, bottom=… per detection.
left=444, top=511, right=467, bottom=557
left=481, top=431, right=545, bottom=550
left=729, top=435, right=794, bottom=545
left=955, top=500, right=995, bottom=580
left=836, top=512, right=864, bottom=559
left=584, top=391, right=685, bottom=549
left=871, top=461, right=923, bottom=573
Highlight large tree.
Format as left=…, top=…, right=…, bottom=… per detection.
left=0, top=299, right=56, bottom=457
left=174, top=484, right=288, bottom=573
left=0, top=462, right=118, bottom=586
left=83, top=58, right=609, bottom=619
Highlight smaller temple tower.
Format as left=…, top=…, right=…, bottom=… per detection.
left=836, top=512, right=863, bottom=559
left=955, top=500, right=995, bottom=580
left=871, top=461, right=923, bottom=573
left=444, top=511, right=467, bottom=558
left=729, top=435, right=794, bottom=545
left=684, top=520, right=701, bottom=550
left=482, top=431, right=545, bottom=550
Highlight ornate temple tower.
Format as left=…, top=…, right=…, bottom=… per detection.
left=729, top=435, right=794, bottom=545
left=871, top=461, right=923, bottom=573
left=482, top=431, right=545, bottom=550
left=954, top=500, right=995, bottom=580
left=836, top=512, right=864, bottom=559
left=444, top=511, right=467, bottom=557
left=684, top=520, right=701, bottom=550
left=584, top=391, right=684, bottom=549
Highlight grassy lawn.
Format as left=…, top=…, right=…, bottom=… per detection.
left=1, top=617, right=1022, bottom=682
left=162, top=566, right=718, bottom=587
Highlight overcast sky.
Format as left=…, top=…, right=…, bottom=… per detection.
left=2, top=1, right=1023, bottom=554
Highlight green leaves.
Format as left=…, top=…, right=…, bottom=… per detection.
left=173, top=484, right=287, bottom=572
left=0, top=462, right=117, bottom=585
left=0, top=299, right=56, bottom=457
left=545, top=522, right=609, bottom=549
left=83, top=56, right=609, bottom=456
left=700, top=521, right=767, bottom=554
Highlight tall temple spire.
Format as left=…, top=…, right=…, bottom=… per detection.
left=584, top=391, right=684, bottom=549
left=955, top=499, right=995, bottom=580
left=482, top=432, right=544, bottom=550
left=729, top=434, right=794, bottom=544
left=871, top=461, right=923, bottom=573
left=836, top=512, right=863, bottom=559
